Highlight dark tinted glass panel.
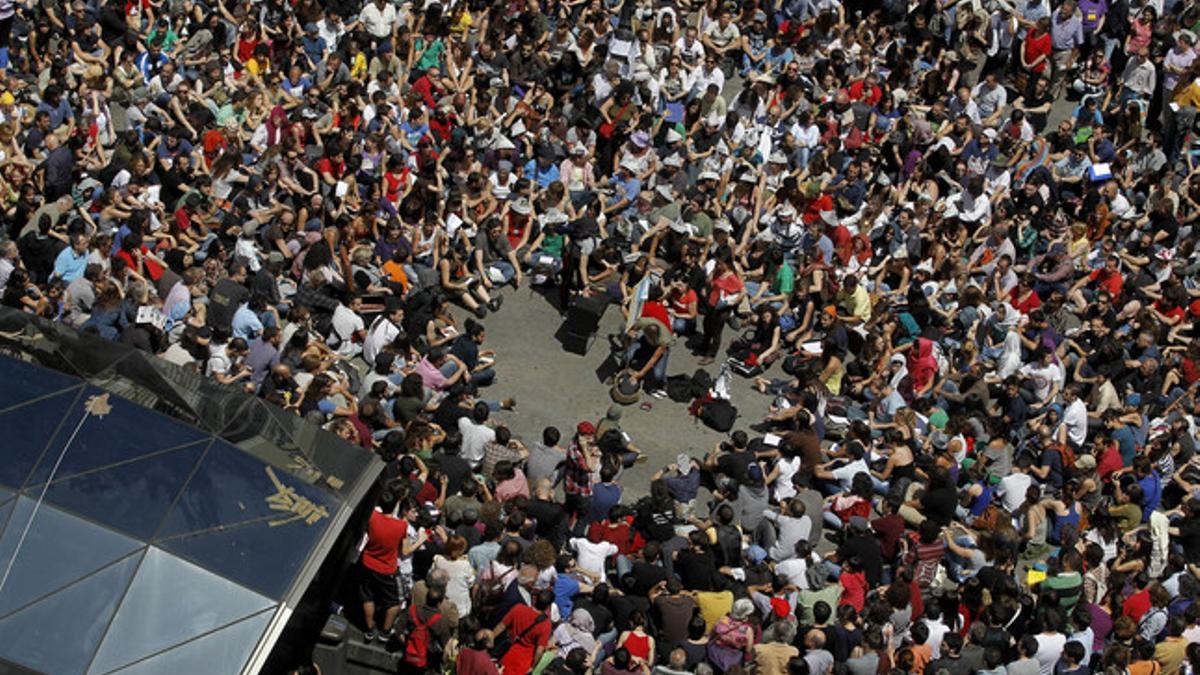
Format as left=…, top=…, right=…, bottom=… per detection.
left=0, top=388, right=80, bottom=490
left=0, top=357, right=79, bottom=412
left=25, top=388, right=209, bottom=487
left=45, top=442, right=209, bottom=539
left=155, top=441, right=336, bottom=598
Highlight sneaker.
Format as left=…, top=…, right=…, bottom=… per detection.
left=648, top=388, right=668, bottom=399
left=473, top=305, right=488, bottom=319
left=501, top=397, right=518, bottom=411
left=634, top=453, right=649, bottom=464
left=363, top=629, right=379, bottom=643
left=488, top=296, right=504, bottom=312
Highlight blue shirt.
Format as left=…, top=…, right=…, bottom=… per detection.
left=1138, top=471, right=1162, bottom=522
left=554, top=574, right=582, bottom=618
left=1113, top=425, right=1138, bottom=467
left=524, top=160, right=561, bottom=189
left=35, top=99, right=74, bottom=130
left=53, top=248, right=88, bottom=283
left=135, top=51, right=169, bottom=84
left=585, top=482, right=622, bottom=524
left=281, top=75, right=313, bottom=96
left=608, top=174, right=642, bottom=215
left=231, top=304, right=263, bottom=340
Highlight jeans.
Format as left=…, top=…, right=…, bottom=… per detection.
left=441, top=361, right=500, bottom=397
left=626, top=338, right=669, bottom=388
left=487, top=261, right=515, bottom=284
left=672, top=317, right=696, bottom=335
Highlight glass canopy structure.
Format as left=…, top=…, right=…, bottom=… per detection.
left=0, top=308, right=382, bottom=674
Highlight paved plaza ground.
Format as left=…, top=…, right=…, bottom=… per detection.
left=469, top=285, right=776, bottom=497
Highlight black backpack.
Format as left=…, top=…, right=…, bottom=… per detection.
left=666, top=374, right=694, bottom=403
left=690, top=369, right=714, bottom=398
left=698, top=399, right=738, bottom=432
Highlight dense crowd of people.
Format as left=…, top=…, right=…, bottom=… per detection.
left=9, top=0, right=1200, bottom=673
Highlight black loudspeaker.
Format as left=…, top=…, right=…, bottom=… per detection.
left=557, top=294, right=611, bottom=355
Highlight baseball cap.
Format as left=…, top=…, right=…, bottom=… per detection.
left=577, top=421, right=596, bottom=435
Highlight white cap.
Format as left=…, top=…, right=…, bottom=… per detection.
left=666, top=128, right=684, bottom=143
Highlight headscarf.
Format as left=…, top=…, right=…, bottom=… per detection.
left=906, top=337, right=939, bottom=392
left=553, top=609, right=597, bottom=657
left=265, top=105, right=289, bottom=147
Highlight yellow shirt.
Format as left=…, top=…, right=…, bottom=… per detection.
left=694, top=590, right=734, bottom=632
left=1175, top=80, right=1200, bottom=109
left=350, top=52, right=368, bottom=81
left=838, top=284, right=872, bottom=323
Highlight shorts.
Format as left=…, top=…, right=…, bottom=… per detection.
left=359, top=566, right=400, bottom=608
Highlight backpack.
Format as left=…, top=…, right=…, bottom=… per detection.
left=403, top=605, right=444, bottom=669
left=666, top=374, right=695, bottom=402
left=698, top=398, right=738, bottom=432
left=471, top=561, right=509, bottom=621
left=1054, top=443, right=1077, bottom=481
left=690, top=368, right=714, bottom=398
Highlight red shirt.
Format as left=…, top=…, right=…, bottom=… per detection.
left=1024, top=32, right=1052, bottom=74
left=1009, top=288, right=1042, bottom=315
left=1122, top=588, right=1151, bottom=622
left=669, top=289, right=697, bottom=317
left=1088, top=269, right=1124, bottom=297
left=839, top=570, right=867, bottom=611
left=587, top=519, right=635, bottom=555
left=498, top=605, right=552, bottom=674
left=847, top=80, right=883, bottom=107
left=640, top=300, right=673, bottom=335
left=506, top=213, right=529, bottom=249
left=361, top=510, right=408, bottom=574
left=115, top=246, right=164, bottom=281
left=456, top=648, right=501, bottom=675
left=1097, top=443, right=1124, bottom=480
left=707, top=272, right=745, bottom=307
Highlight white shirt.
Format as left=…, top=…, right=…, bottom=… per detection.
left=924, top=618, right=950, bottom=659
left=1034, top=632, right=1067, bottom=675
left=831, top=458, right=869, bottom=492
left=1061, top=398, right=1088, bottom=447
left=570, top=537, right=618, bottom=583
left=997, top=472, right=1033, bottom=512
left=363, top=316, right=401, bottom=366
left=459, top=417, right=495, bottom=468
left=359, top=2, right=397, bottom=39
left=331, top=304, right=365, bottom=356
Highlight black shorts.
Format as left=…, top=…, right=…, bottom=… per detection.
left=359, top=566, right=400, bottom=608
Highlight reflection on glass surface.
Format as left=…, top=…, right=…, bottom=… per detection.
left=0, top=551, right=142, bottom=675
left=0, top=497, right=141, bottom=617
left=86, top=547, right=275, bottom=675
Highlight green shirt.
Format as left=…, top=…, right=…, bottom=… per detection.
left=415, top=39, right=445, bottom=71
left=538, top=226, right=564, bottom=257
left=690, top=212, right=714, bottom=239
left=1042, top=571, right=1083, bottom=610
left=1109, top=503, right=1142, bottom=532
left=774, top=263, right=795, bottom=294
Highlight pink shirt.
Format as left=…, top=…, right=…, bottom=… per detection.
left=494, top=469, right=530, bottom=502
left=1127, top=18, right=1152, bottom=53
left=414, top=357, right=448, bottom=391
